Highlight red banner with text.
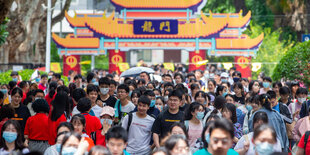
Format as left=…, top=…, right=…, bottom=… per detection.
left=108, top=50, right=126, bottom=74
left=189, top=50, right=206, bottom=72
left=63, top=55, right=81, bottom=76
left=234, top=56, right=252, bottom=79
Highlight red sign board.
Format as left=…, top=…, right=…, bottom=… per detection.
left=189, top=50, right=206, bottom=72
left=63, top=55, right=81, bottom=76
left=234, top=56, right=252, bottom=79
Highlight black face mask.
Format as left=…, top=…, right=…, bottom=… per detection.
left=233, top=77, right=240, bottom=83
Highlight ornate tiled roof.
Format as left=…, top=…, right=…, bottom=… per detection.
left=110, top=0, right=203, bottom=8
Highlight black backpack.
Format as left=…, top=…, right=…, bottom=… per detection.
left=126, top=112, right=155, bottom=132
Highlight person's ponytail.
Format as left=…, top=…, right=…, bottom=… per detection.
left=48, top=82, right=58, bottom=98
left=262, top=94, right=272, bottom=111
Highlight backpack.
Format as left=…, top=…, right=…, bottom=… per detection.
left=126, top=113, right=156, bottom=132
left=184, top=120, right=205, bottom=131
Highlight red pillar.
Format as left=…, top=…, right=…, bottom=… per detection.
left=188, top=50, right=206, bottom=72
left=108, top=50, right=126, bottom=74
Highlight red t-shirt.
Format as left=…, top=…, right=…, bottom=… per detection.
left=24, top=113, right=49, bottom=140
left=48, top=114, right=67, bottom=145
left=38, top=83, right=47, bottom=91
left=81, top=113, right=102, bottom=137
left=298, top=133, right=310, bottom=155
left=45, top=93, right=56, bottom=109
left=95, top=130, right=106, bottom=147
left=21, top=92, right=26, bottom=103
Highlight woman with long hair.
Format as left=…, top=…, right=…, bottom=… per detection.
left=10, top=87, right=31, bottom=136
left=45, top=81, right=58, bottom=108
left=248, top=94, right=289, bottom=151
left=0, top=120, right=29, bottom=154
left=184, top=102, right=205, bottom=150
left=48, top=91, right=68, bottom=145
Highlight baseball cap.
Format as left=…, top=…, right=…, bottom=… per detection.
left=10, top=71, right=18, bottom=76
left=100, top=106, right=115, bottom=117
left=220, top=72, right=229, bottom=78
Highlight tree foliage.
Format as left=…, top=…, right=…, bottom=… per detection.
left=272, top=41, right=310, bottom=87
left=244, top=22, right=295, bottom=78
left=0, top=18, right=9, bottom=46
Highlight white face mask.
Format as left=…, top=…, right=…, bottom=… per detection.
left=100, top=88, right=109, bottom=95
left=298, top=97, right=306, bottom=103
left=164, top=96, right=169, bottom=102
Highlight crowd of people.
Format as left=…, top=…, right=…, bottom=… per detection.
left=0, top=65, right=309, bottom=155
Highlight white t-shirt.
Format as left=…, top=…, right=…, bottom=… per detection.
left=121, top=101, right=135, bottom=113
left=234, top=132, right=282, bottom=155
left=121, top=112, right=155, bottom=154
left=72, top=105, right=103, bottom=119
left=92, top=105, right=103, bottom=118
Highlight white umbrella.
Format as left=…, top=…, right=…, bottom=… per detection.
left=120, top=67, right=155, bottom=77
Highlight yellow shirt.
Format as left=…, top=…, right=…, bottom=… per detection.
left=3, top=96, right=10, bottom=105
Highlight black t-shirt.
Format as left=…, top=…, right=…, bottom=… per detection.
left=179, top=104, right=189, bottom=112
left=98, top=95, right=117, bottom=107
left=151, top=109, right=184, bottom=137
left=13, top=104, right=31, bottom=135
left=233, top=95, right=245, bottom=105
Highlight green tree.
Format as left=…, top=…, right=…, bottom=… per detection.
left=273, top=41, right=310, bottom=87
left=244, top=22, right=294, bottom=79
left=0, top=18, right=9, bottom=46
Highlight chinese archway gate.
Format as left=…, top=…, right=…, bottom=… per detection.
left=52, top=0, right=263, bottom=74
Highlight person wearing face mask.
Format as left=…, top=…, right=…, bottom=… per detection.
left=220, top=72, right=229, bottom=84
left=235, top=112, right=282, bottom=155
left=292, top=104, right=310, bottom=142
left=252, top=124, right=279, bottom=155
left=60, top=132, right=89, bottom=155
left=1, top=84, right=11, bottom=105
left=155, top=96, right=165, bottom=112
left=194, top=119, right=238, bottom=155
left=10, top=71, right=20, bottom=84
left=259, top=77, right=272, bottom=95
left=243, top=95, right=261, bottom=134
left=248, top=94, right=289, bottom=152
left=132, top=90, right=160, bottom=118
left=44, top=122, right=74, bottom=155
left=298, top=88, right=310, bottom=119
left=92, top=106, right=115, bottom=147
left=184, top=102, right=205, bottom=150
left=289, top=87, right=308, bottom=121
left=267, top=90, right=292, bottom=124
left=232, top=71, right=242, bottom=84
left=87, top=72, right=98, bottom=86
left=0, top=120, right=29, bottom=154
left=121, top=95, right=155, bottom=155
left=76, top=97, right=102, bottom=137
left=98, top=77, right=117, bottom=108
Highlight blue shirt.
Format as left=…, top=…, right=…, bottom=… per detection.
left=194, top=148, right=239, bottom=155
left=124, top=150, right=130, bottom=155
left=249, top=108, right=289, bottom=152
left=273, top=103, right=280, bottom=112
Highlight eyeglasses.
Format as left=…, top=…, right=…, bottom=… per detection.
left=174, top=146, right=189, bottom=152
left=212, top=137, right=230, bottom=145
